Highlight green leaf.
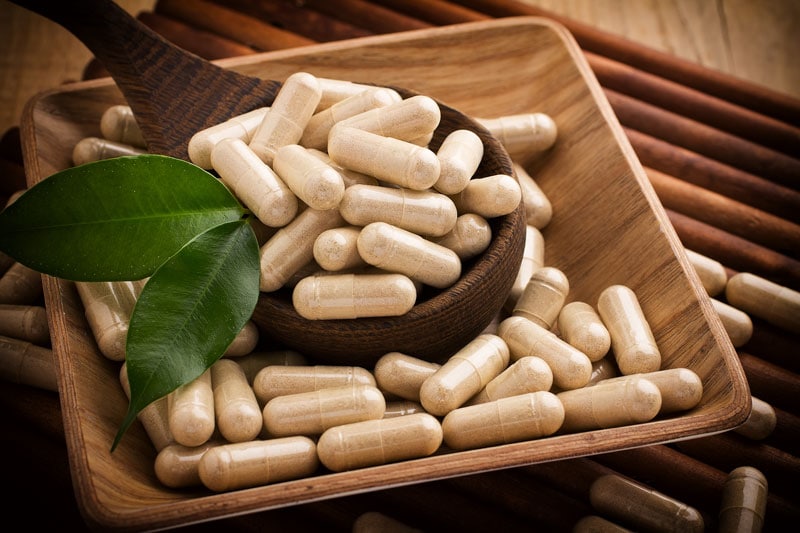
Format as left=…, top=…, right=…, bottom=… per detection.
left=111, top=219, right=260, bottom=451
left=0, top=155, right=245, bottom=281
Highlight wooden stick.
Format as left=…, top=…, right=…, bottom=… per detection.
left=606, top=89, right=800, bottom=189
left=741, top=320, right=800, bottom=374
left=765, top=406, right=800, bottom=459
left=452, top=0, right=800, bottom=125
left=522, top=457, right=616, bottom=500
left=137, top=11, right=257, bottom=60
left=368, top=0, right=487, bottom=25
left=299, top=0, right=432, bottom=33
left=738, top=351, right=799, bottom=414
left=155, top=0, right=315, bottom=51
left=645, top=167, right=800, bottom=256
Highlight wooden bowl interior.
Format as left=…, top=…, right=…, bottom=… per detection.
left=20, top=17, right=749, bottom=531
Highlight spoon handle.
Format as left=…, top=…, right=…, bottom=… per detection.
left=11, top=0, right=280, bottom=159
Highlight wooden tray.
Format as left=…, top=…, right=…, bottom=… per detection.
left=18, top=17, right=749, bottom=531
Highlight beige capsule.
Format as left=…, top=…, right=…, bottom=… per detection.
left=513, top=266, right=569, bottom=330
left=718, top=466, right=768, bottom=533
left=383, top=400, right=426, bottom=418
left=0, top=334, right=57, bottom=392
left=253, top=364, right=376, bottom=404
left=449, top=174, right=521, bottom=219
left=263, top=384, right=385, bottom=437
left=316, top=78, right=375, bottom=111
left=734, top=396, right=777, bottom=440
left=357, top=221, right=461, bottom=289
left=154, top=439, right=221, bottom=488
left=248, top=71, right=322, bottom=164
left=306, top=148, right=379, bottom=188
left=75, top=279, right=145, bottom=361
left=505, top=224, right=545, bottom=311
left=514, top=162, right=552, bottom=230
left=467, top=356, right=553, bottom=405
left=273, top=144, right=345, bottom=210
left=711, top=297, right=753, bottom=347
left=188, top=106, right=269, bottom=169
left=497, top=316, right=592, bottom=390
left=586, top=357, right=620, bottom=386
left=198, top=436, right=318, bottom=492
left=210, top=359, right=262, bottom=443
left=557, top=301, right=611, bottom=362
left=352, top=511, right=423, bottom=533
left=597, top=284, right=661, bottom=375
left=589, top=474, right=704, bottom=533
left=317, top=412, right=442, bottom=471
left=432, top=213, right=492, bottom=260
left=210, top=137, right=299, bottom=228
left=300, top=87, right=401, bottom=150
left=434, top=129, right=484, bottom=194
left=328, top=125, right=441, bottom=190
left=477, top=113, right=557, bottom=158
left=442, top=391, right=564, bottom=450
left=338, top=94, right=441, bottom=142
left=373, top=352, right=441, bottom=402
left=259, top=206, right=345, bottom=292
left=595, top=368, right=703, bottom=414
left=725, top=272, right=800, bottom=333
left=419, top=333, right=510, bottom=416
left=0, top=262, right=42, bottom=305
left=685, top=248, right=727, bottom=297
left=100, top=104, right=146, bottom=147
left=120, top=363, right=172, bottom=451
left=0, top=304, right=49, bottom=345
left=293, top=272, right=417, bottom=320
left=168, top=369, right=215, bottom=447
left=235, top=349, right=308, bottom=385
left=557, top=376, right=662, bottom=433
left=313, top=226, right=365, bottom=271
left=222, top=320, right=259, bottom=357
left=71, top=136, right=146, bottom=166
left=340, top=184, right=458, bottom=238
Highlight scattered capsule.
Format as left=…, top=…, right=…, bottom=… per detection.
left=0, top=262, right=42, bottom=305
left=74, top=280, right=145, bottom=361
left=339, top=184, right=458, bottom=238
left=317, top=412, right=442, bottom=471
left=188, top=106, right=269, bottom=169
left=248, top=71, right=322, bottom=164
left=373, top=352, right=441, bottom=402
left=597, top=284, right=661, bottom=375
left=734, top=396, right=777, bottom=440
left=316, top=78, right=379, bottom=111
left=434, top=129, right=484, bottom=194
left=442, top=391, right=564, bottom=450
left=0, top=334, right=57, bottom=392
left=0, top=304, right=49, bottom=345
left=154, top=439, right=221, bottom=488
left=210, top=359, right=262, bottom=443
left=168, top=369, right=215, bottom=447
left=338, top=94, right=441, bottom=142
left=718, top=466, right=768, bottom=533
left=311, top=226, right=364, bottom=272
left=514, top=162, right=552, bottom=229
left=513, top=266, right=569, bottom=330
left=306, top=148, right=379, bottom=188
left=273, top=144, right=345, bottom=210
left=557, top=301, right=611, bottom=362
left=198, top=436, right=318, bottom=492
left=685, top=248, right=727, bottom=297
left=262, top=384, right=385, bottom=436
left=253, top=364, right=376, bottom=404
left=352, top=511, right=423, bottom=533
left=712, top=297, right=753, bottom=347
left=477, top=112, right=557, bottom=158
left=432, top=213, right=492, bottom=260
left=419, top=333, right=510, bottom=416
left=449, top=174, right=521, bottom=219
left=120, top=363, right=172, bottom=451
left=557, top=376, right=662, bottom=432
left=100, top=104, right=146, bottom=147
left=235, top=349, right=308, bottom=385
left=71, top=136, right=146, bottom=166
left=467, top=356, right=553, bottom=405
left=725, top=272, right=800, bottom=333
left=223, top=320, right=259, bottom=357
left=596, top=368, right=703, bottom=415
left=505, top=225, right=545, bottom=310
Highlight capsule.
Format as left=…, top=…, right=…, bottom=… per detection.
left=222, top=320, right=259, bottom=358
left=419, top=334, right=510, bottom=416
left=273, top=144, right=345, bottom=210
left=587, top=357, right=620, bottom=386
left=210, top=359, right=262, bottom=443
left=328, top=125, right=441, bottom=190
left=685, top=248, right=727, bottom=296
left=595, top=368, right=703, bottom=414
left=477, top=113, right=557, bottom=158
left=0, top=304, right=49, bottom=345
left=259, top=206, right=345, bottom=292
left=0, top=262, right=42, bottom=305
left=71, top=136, right=146, bottom=165
left=557, top=301, right=611, bottom=362
left=316, top=78, right=375, bottom=110
left=317, top=412, right=442, bottom=471
left=718, top=466, right=768, bottom=533
left=711, top=298, right=753, bottom=347
left=253, top=364, right=376, bottom=404
left=0, top=335, right=58, bottom=392
left=293, top=272, right=417, bottom=320
left=210, top=137, right=299, bottom=228
left=383, top=400, right=426, bottom=418
left=248, top=71, right=321, bottom=164
left=449, top=174, right=521, bottom=219
left=100, top=104, right=145, bottom=147
left=168, top=369, right=215, bottom=447
left=596, top=285, right=661, bottom=375
left=734, top=396, right=776, bottom=440
left=300, top=87, right=401, bottom=150
left=235, top=349, right=308, bottom=385
left=154, top=440, right=221, bottom=488
left=434, top=129, right=484, bottom=194
left=313, top=226, right=365, bottom=271
left=497, top=316, right=592, bottom=390
left=338, top=94, right=441, bottom=142
left=306, top=148, right=379, bottom=188
left=340, top=184, right=458, bottom=238
left=505, top=225, right=545, bottom=311
left=188, top=106, right=269, bottom=169
left=198, top=436, right=318, bottom=492
left=467, top=356, right=553, bottom=405
left=514, top=162, right=552, bottom=230
left=442, top=391, right=564, bottom=450
left=725, top=272, right=800, bottom=333
left=432, top=213, right=492, bottom=260
left=120, top=363, right=172, bottom=451
left=373, top=352, right=441, bottom=402
left=557, top=376, right=662, bottom=432
left=262, top=384, right=386, bottom=436
left=74, top=280, right=145, bottom=361
left=352, top=511, right=423, bottom=533
left=589, top=474, right=704, bottom=533
left=513, top=266, right=569, bottom=330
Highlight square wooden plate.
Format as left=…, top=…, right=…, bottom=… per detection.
left=19, top=16, right=749, bottom=531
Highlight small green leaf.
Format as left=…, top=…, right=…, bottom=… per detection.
left=0, top=155, right=245, bottom=281
left=112, top=219, right=260, bottom=451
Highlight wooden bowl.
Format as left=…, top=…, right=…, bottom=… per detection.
left=20, top=17, right=749, bottom=531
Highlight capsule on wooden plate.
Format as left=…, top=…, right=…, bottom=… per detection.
left=211, top=359, right=262, bottom=443
left=595, top=367, right=703, bottom=415
left=154, top=439, right=221, bottom=488
left=466, top=356, right=553, bottom=405
left=253, top=364, right=376, bottom=404
left=557, top=301, right=611, bottom=362
left=168, top=369, right=215, bottom=447
left=373, top=352, right=440, bottom=402
left=513, top=266, right=569, bottom=330
left=597, top=284, right=661, bottom=375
